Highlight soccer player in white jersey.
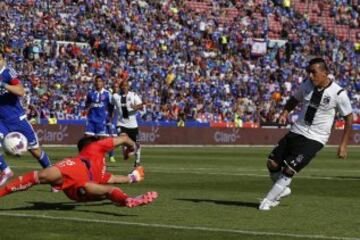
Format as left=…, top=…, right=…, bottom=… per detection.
left=111, top=81, right=143, bottom=167
left=259, top=58, right=353, bottom=210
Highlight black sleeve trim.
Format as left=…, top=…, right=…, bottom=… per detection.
left=337, top=89, right=344, bottom=95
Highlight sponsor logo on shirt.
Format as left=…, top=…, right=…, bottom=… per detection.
left=91, top=102, right=104, bottom=108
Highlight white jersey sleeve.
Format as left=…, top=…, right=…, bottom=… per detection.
left=336, top=90, right=353, bottom=116
left=293, top=80, right=307, bottom=101
left=110, top=93, right=116, bottom=105
left=134, top=93, right=142, bottom=106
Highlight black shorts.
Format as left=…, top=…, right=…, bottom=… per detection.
left=117, top=126, right=139, bottom=143
left=268, top=132, right=323, bottom=173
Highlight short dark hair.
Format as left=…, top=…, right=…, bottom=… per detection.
left=307, top=57, right=328, bottom=72
left=77, top=136, right=99, bottom=152
left=95, top=75, right=103, bottom=81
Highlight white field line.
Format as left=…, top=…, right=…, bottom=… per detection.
left=8, top=165, right=360, bottom=181
left=41, top=145, right=360, bottom=148
left=0, top=212, right=358, bottom=240
left=147, top=169, right=360, bottom=181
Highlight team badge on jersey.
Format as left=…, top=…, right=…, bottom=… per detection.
left=295, top=154, right=304, bottom=164
left=322, top=96, right=330, bottom=105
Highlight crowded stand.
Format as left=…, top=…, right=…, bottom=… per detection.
left=0, top=0, right=359, bottom=128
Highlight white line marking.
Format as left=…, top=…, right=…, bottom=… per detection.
left=9, top=166, right=360, bottom=181
left=41, top=145, right=360, bottom=148
left=147, top=169, right=360, bottom=181
left=0, top=212, right=358, bottom=240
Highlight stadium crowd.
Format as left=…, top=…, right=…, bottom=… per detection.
left=0, top=0, right=359, bottom=126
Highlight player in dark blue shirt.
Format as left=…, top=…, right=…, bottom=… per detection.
left=85, top=76, right=112, bottom=136
left=84, top=75, right=115, bottom=161
left=0, top=50, right=52, bottom=186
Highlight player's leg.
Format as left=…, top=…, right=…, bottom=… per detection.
left=0, top=153, right=13, bottom=186
left=133, top=128, right=141, bottom=167
left=259, top=168, right=294, bottom=210
left=96, top=122, right=116, bottom=163
left=108, top=150, right=116, bottom=162
left=0, top=124, right=13, bottom=186
left=259, top=133, right=292, bottom=210
left=121, top=127, right=141, bottom=166
left=117, top=126, right=129, bottom=160
left=17, top=119, right=51, bottom=168
left=0, top=166, right=63, bottom=197
left=106, top=123, right=117, bottom=162
left=84, top=120, right=96, bottom=137
left=29, top=147, right=51, bottom=168
left=272, top=136, right=323, bottom=203
left=118, top=129, right=130, bottom=160
left=83, top=182, right=158, bottom=208
left=260, top=134, right=323, bottom=210
left=267, top=133, right=290, bottom=183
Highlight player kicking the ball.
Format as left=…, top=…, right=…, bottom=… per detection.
left=259, top=58, right=353, bottom=210
left=0, top=50, right=52, bottom=186
left=0, top=135, right=157, bottom=208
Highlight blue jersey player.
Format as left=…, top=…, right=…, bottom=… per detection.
left=0, top=51, right=51, bottom=186
left=84, top=76, right=115, bottom=161
left=85, top=75, right=112, bottom=137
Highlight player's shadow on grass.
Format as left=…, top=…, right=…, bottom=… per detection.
left=0, top=201, right=136, bottom=217
left=176, top=198, right=259, bottom=209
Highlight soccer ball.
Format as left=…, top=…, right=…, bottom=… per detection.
left=3, top=132, right=28, bottom=156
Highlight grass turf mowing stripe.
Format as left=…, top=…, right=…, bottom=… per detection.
left=0, top=212, right=358, bottom=240
left=9, top=165, right=360, bottom=181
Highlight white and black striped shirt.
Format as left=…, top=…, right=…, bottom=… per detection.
left=112, top=91, right=142, bottom=129
left=291, top=80, right=352, bottom=145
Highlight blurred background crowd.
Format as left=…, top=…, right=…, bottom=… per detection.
left=0, top=0, right=359, bottom=127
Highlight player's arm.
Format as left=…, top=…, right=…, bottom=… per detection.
left=106, top=93, right=114, bottom=123
left=84, top=92, right=92, bottom=111
left=95, top=136, right=135, bottom=154
left=278, top=97, right=299, bottom=124
left=337, top=113, right=353, bottom=159
left=107, top=103, right=114, bottom=122
left=336, top=90, right=353, bottom=159
left=0, top=80, right=25, bottom=97
left=130, top=94, right=144, bottom=111
left=113, top=134, right=135, bottom=149
left=106, top=175, right=132, bottom=184
left=131, top=103, right=144, bottom=111
left=278, top=81, right=306, bottom=124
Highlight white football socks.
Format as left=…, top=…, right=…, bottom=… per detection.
left=265, top=173, right=292, bottom=202
left=135, top=146, right=141, bottom=165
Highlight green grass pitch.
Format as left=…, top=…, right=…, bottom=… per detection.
left=0, top=146, right=359, bottom=240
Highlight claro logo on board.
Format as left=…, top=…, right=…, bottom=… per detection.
left=139, top=127, right=160, bottom=143
left=214, top=129, right=240, bottom=143
left=37, top=125, right=69, bottom=142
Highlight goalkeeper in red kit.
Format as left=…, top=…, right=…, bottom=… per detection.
left=0, top=135, right=158, bottom=208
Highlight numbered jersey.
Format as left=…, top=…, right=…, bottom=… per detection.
left=0, top=66, right=25, bottom=120
left=85, top=89, right=111, bottom=123
left=291, top=80, right=352, bottom=144
left=112, top=91, right=142, bottom=129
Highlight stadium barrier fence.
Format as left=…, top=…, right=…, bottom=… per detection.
left=33, top=125, right=360, bottom=145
